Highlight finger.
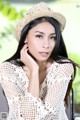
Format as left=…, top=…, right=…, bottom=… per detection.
left=23, top=43, right=28, bottom=50
left=21, top=48, right=28, bottom=57
left=21, top=44, right=28, bottom=54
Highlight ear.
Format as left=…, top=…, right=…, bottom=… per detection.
left=24, top=37, right=28, bottom=43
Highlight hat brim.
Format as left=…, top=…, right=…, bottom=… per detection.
left=15, top=2, right=66, bottom=41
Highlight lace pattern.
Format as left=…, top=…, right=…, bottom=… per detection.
left=0, top=60, right=73, bottom=120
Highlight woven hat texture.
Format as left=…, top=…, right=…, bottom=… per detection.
left=15, top=2, right=66, bottom=41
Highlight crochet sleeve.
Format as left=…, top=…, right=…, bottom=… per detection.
left=19, top=62, right=74, bottom=119
left=0, top=62, right=74, bottom=120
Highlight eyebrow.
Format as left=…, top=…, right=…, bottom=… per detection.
left=35, top=31, right=56, bottom=35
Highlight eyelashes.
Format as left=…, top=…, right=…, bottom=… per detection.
left=35, top=35, right=42, bottom=38
left=35, top=34, right=56, bottom=40
left=51, top=36, right=56, bottom=40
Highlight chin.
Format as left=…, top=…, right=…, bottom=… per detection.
left=36, top=58, right=49, bottom=62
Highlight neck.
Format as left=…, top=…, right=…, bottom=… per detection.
left=37, top=59, right=53, bottom=72
left=39, top=63, right=47, bottom=72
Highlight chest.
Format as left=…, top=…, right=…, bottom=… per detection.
left=14, top=63, right=58, bottom=100
left=23, top=67, right=49, bottom=86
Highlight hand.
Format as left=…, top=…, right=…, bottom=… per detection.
left=20, top=44, right=39, bottom=72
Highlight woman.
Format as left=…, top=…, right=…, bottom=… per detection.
left=0, top=2, right=79, bottom=120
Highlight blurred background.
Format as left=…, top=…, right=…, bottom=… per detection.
left=0, top=0, right=80, bottom=115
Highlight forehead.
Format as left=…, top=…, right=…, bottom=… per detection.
left=29, top=21, right=55, bottom=33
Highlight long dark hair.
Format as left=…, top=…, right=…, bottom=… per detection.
left=7, top=17, right=68, bottom=61
left=6, top=17, right=77, bottom=106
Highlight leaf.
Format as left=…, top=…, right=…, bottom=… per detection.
left=8, top=8, right=18, bottom=20
left=2, top=4, right=11, bottom=16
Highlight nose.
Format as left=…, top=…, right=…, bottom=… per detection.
left=43, top=39, right=49, bottom=49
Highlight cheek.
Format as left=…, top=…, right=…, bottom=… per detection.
left=28, top=45, right=34, bottom=52
left=51, top=41, right=56, bottom=50
left=28, top=42, right=37, bottom=53
left=27, top=41, right=33, bottom=48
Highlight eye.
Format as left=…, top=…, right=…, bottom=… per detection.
left=36, top=35, right=43, bottom=38
left=50, top=36, right=56, bottom=40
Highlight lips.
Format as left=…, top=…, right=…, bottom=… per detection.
left=39, top=52, right=49, bottom=57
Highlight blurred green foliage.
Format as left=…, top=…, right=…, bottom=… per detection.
left=69, top=54, right=80, bottom=104
left=73, top=69, right=80, bottom=104
left=0, top=0, right=27, bottom=48
left=0, top=0, right=26, bottom=20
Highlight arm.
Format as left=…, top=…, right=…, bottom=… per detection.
left=20, top=44, right=40, bottom=99
left=0, top=62, right=74, bottom=119
left=44, top=62, right=73, bottom=109
left=19, top=62, right=74, bottom=119
left=28, top=70, right=40, bottom=99
left=20, top=45, right=74, bottom=119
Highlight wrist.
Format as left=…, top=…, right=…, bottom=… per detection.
left=30, top=69, right=39, bottom=76
left=30, top=66, right=39, bottom=73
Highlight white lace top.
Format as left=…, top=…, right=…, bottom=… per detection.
left=0, top=60, right=73, bottom=120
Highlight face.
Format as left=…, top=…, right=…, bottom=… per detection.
left=25, top=21, right=56, bottom=62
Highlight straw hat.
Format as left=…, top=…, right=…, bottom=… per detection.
left=15, top=2, right=66, bottom=41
